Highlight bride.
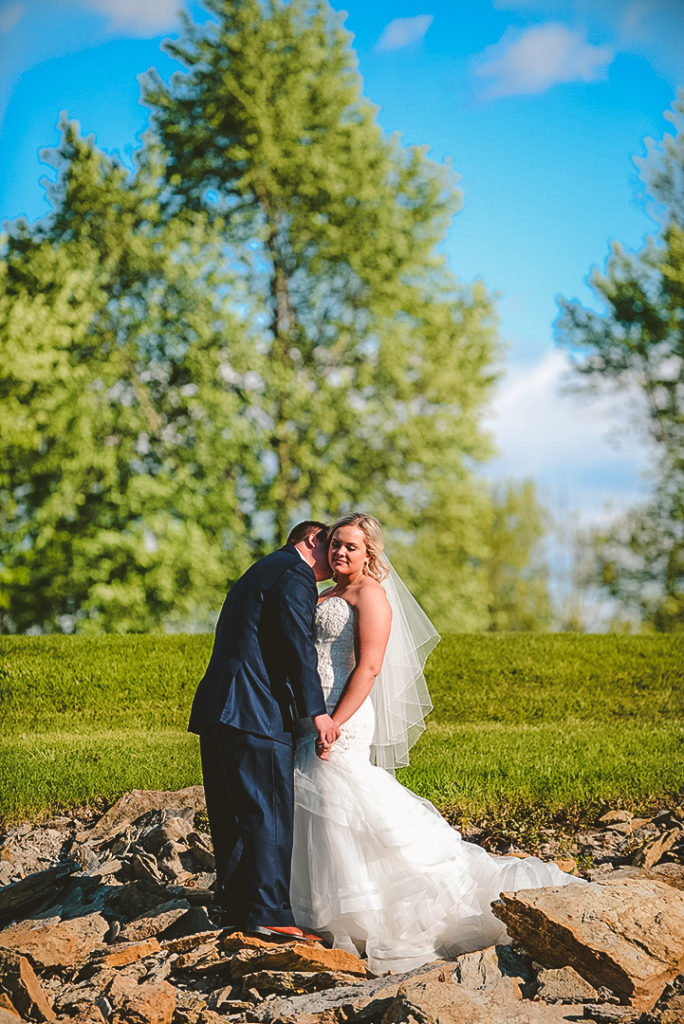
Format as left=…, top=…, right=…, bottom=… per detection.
left=291, top=512, right=578, bottom=976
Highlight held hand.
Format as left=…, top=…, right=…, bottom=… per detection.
left=312, top=713, right=340, bottom=760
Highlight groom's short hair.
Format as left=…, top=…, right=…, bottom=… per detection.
left=287, top=520, right=329, bottom=545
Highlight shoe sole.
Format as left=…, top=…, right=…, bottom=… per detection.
left=248, top=925, right=321, bottom=944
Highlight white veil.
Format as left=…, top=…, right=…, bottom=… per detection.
left=370, top=562, right=440, bottom=772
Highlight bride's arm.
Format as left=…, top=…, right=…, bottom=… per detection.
left=331, top=586, right=392, bottom=728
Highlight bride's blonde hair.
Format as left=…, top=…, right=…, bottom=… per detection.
left=327, top=512, right=390, bottom=582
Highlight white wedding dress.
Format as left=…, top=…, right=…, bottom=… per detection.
left=291, top=596, right=578, bottom=975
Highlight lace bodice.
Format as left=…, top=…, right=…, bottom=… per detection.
left=295, top=596, right=374, bottom=755
left=315, top=597, right=356, bottom=706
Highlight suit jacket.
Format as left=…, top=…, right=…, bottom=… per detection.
left=188, top=545, right=327, bottom=741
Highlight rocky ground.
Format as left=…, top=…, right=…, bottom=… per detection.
left=0, top=787, right=682, bottom=1024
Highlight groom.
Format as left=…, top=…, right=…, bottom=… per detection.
left=188, top=521, right=339, bottom=940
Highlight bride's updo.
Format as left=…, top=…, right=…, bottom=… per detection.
left=327, top=512, right=390, bottom=582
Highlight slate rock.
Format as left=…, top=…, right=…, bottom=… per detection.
left=239, top=968, right=362, bottom=995
left=0, top=946, right=56, bottom=1021
left=84, top=788, right=205, bottom=843
left=631, top=828, right=683, bottom=871
left=451, top=943, right=532, bottom=996
left=223, top=935, right=368, bottom=980
left=0, top=910, right=109, bottom=968
left=492, top=878, right=684, bottom=1011
left=117, top=899, right=190, bottom=943
left=0, top=863, right=77, bottom=926
left=536, top=965, right=600, bottom=1003
left=105, top=972, right=176, bottom=1024
left=380, top=963, right=576, bottom=1023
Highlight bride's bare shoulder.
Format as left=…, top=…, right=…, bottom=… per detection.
left=355, top=578, right=391, bottom=614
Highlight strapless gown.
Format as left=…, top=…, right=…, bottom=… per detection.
left=291, top=596, right=579, bottom=975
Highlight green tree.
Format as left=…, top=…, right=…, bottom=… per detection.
left=2, top=0, right=506, bottom=634
left=0, top=122, right=254, bottom=632
left=556, top=95, right=684, bottom=631
left=140, top=0, right=501, bottom=630
left=483, top=480, right=552, bottom=632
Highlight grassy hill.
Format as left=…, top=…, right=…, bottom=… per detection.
left=1, top=633, right=681, bottom=827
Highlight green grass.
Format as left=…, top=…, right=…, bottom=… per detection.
left=1, top=633, right=682, bottom=828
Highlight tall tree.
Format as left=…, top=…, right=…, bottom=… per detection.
left=556, top=95, right=684, bottom=631
left=0, top=122, right=254, bottom=632
left=2, top=0, right=509, bottom=634
left=142, top=0, right=501, bottom=628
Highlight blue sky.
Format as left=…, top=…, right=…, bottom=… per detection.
left=1, top=0, right=682, bottom=528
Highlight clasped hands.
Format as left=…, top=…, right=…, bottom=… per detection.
left=312, top=713, right=340, bottom=760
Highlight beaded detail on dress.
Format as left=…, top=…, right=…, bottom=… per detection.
left=295, top=596, right=374, bottom=755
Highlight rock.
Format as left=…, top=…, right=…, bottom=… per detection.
left=536, top=966, right=599, bottom=1003
left=227, top=940, right=369, bottom=980
left=239, top=969, right=362, bottom=995
left=643, top=973, right=684, bottom=1024
left=105, top=974, right=176, bottom=1024
left=631, top=828, right=683, bottom=870
left=89, top=937, right=162, bottom=969
left=0, top=947, right=56, bottom=1021
left=0, top=827, right=71, bottom=880
left=56, top=1009, right=106, bottom=1024
left=108, top=879, right=169, bottom=921
left=0, top=863, right=77, bottom=926
left=380, top=963, right=574, bottom=1023
left=451, top=943, right=532, bottom=997
left=130, top=850, right=165, bottom=885
left=117, top=899, right=190, bottom=943
left=52, top=972, right=117, bottom=1019
left=0, top=1009, right=23, bottom=1024
left=164, top=882, right=215, bottom=906
left=153, top=905, right=213, bottom=943
left=0, top=911, right=109, bottom=968
left=553, top=858, right=578, bottom=873
left=492, top=878, right=684, bottom=1011
left=650, top=863, right=684, bottom=890
left=138, top=816, right=195, bottom=854
left=248, top=971, right=404, bottom=1023
left=172, top=938, right=233, bottom=978
left=84, top=788, right=205, bottom=843
left=581, top=1007, right=642, bottom=1022
left=599, top=812, right=634, bottom=825
left=161, top=929, right=222, bottom=956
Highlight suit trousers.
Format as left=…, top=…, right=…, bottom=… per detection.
left=199, top=723, right=296, bottom=929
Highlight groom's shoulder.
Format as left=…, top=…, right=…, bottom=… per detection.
left=265, top=546, right=316, bottom=593
left=253, top=544, right=309, bottom=581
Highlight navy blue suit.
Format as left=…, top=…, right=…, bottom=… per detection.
left=189, top=545, right=327, bottom=929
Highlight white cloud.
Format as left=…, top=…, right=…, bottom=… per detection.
left=483, top=349, right=651, bottom=521
left=0, top=2, right=25, bottom=33
left=476, top=22, right=613, bottom=98
left=490, top=1, right=683, bottom=83
left=376, top=15, right=433, bottom=53
left=76, top=0, right=182, bottom=36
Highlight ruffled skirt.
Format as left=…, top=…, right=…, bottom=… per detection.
left=291, top=738, right=579, bottom=975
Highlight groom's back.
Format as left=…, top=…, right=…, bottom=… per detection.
left=188, top=546, right=313, bottom=738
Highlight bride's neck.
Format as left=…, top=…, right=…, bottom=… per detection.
left=333, top=570, right=363, bottom=588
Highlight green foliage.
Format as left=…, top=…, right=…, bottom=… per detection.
left=557, top=94, right=684, bottom=631
left=483, top=480, right=552, bottom=631
left=142, top=0, right=501, bottom=629
left=0, top=0, right=558, bottom=636
left=0, top=123, right=257, bottom=633
left=1, top=633, right=680, bottom=824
